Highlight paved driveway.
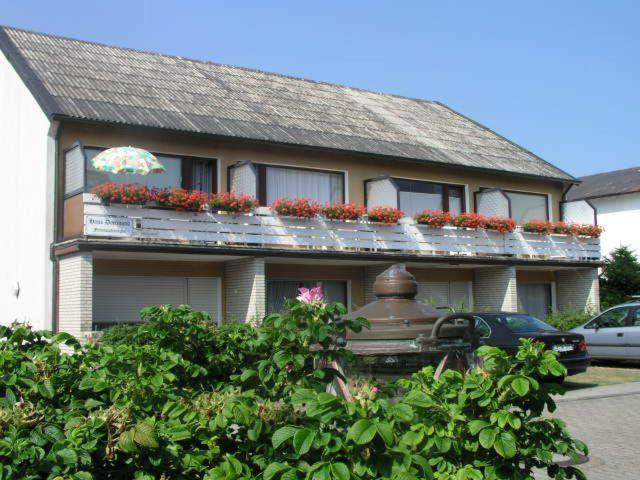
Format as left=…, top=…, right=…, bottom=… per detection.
left=537, top=382, right=640, bottom=479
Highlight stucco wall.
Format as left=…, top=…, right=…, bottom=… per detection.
left=59, top=122, right=565, bottom=226
left=590, top=193, right=640, bottom=258
left=0, top=52, right=53, bottom=330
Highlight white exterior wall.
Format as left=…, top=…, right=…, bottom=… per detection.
left=0, top=51, right=53, bottom=330
left=590, top=193, right=640, bottom=258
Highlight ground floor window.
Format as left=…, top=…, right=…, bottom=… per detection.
left=267, top=279, right=348, bottom=314
left=517, top=282, right=552, bottom=319
left=93, top=275, right=221, bottom=330
left=416, top=281, right=472, bottom=312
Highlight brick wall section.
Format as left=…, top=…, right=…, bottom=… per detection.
left=473, top=266, right=518, bottom=311
left=556, top=268, right=600, bottom=313
left=224, top=257, right=265, bottom=324
left=57, top=253, right=93, bottom=337
left=363, top=263, right=393, bottom=304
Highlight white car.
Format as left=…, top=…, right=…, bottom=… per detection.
left=571, top=302, right=640, bottom=360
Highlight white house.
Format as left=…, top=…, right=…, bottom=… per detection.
left=566, top=167, right=640, bottom=258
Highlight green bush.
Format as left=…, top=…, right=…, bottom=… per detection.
left=545, top=309, right=594, bottom=331
left=0, top=301, right=586, bottom=479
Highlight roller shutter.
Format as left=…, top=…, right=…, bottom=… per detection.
left=417, top=281, right=472, bottom=312
left=93, top=275, right=220, bottom=328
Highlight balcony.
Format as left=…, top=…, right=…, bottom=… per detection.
left=81, top=194, right=600, bottom=262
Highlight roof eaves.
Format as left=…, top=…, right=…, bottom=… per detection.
left=0, top=26, right=61, bottom=118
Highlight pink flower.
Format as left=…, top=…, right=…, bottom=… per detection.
left=297, top=286, right=324, bottom=304
left=372, top=386, right=379, bottom=393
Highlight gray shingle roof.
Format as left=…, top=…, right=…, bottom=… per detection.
left=0, top=26, right=574, bottom=181
left=566, top=167, right=640, bottom=201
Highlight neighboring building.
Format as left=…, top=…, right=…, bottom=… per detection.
left=566, top=167, right=640, bottom=258
left=0, top=26, right=601, bottom=336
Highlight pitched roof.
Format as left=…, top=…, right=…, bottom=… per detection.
left=566, top=166, right=640, bottom=201
left=0, top=26, right=574, bottom=181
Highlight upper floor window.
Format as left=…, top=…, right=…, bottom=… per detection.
left=85, top=148, right=184, bottom=190
left=64, top=143, right=217, bottom=196
left=257, top=164, right=344, bottom=205
left=394, top=179, right=465, bottom=218
left=503, top=190, right=548, bottom=223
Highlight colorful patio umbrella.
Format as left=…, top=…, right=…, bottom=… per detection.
left=91, top=146, right=165, bottom=175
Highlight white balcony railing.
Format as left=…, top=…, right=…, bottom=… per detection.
left=82, top=195, right=600, bottom=261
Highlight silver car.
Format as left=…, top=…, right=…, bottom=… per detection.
left=571, top=302, right=640, bottom=360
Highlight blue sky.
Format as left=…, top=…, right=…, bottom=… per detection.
left=2, top=1, right=638, bottom=177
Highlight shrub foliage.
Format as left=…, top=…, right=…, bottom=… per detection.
left=0, top=301, right=586, bottom=479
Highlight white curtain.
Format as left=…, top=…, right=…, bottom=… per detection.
left=399, top=191, right=442, bottom=217
left=266, top=167, right=343, bottom=204
left=192, top=159, right=213, bottom=192
left=506, top=192, right=548, bottom=222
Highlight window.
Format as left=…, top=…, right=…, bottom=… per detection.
left=586, top=307, right=630, bottom=329
left=482, top=314, right=557, bottom=334
left=258, top=165, right=344, bottom=205
left=504, top=191, right=548, bottom=223
left=394, top=179, right=464, bottom=218
left=267, top=280, right=347, bottom=314
left=518, top=283, right=552, bottom=320
left=84, top=147, right=216, bottom=192
left=474, top=318, right=492, bottom=338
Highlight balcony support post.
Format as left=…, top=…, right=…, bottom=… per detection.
left=555, top=268, right=600, bottom=313
left=224, top=257, right=266, bottom=324
left=473, top=266, right=518, bottom=312
left=57, top=252, right=93, bottom=338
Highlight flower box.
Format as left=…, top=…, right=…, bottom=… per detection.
left=271, top=198, right=321, bottom=219
left=322, top=202, right=366, bottom=221
left=367, top=206, right=404, bottom=224
left=414, top=209, right=452, bottom=228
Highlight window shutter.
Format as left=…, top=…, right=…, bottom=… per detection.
left=229, top=161, right=258, bottom=197
left=365, top=177, right=398, bottom=209
left=64, top=143, right=86, bottom=195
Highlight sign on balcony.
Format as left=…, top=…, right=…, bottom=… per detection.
left=85, top=215, right=134, bottom=237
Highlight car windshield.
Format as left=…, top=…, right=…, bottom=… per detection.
left=481, top=314, right=557, bottom=334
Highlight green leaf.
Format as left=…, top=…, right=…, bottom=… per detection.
left=347, top=419, right=377, bottom=445
left=376, top=421, right=394, bottom=445
left=479, top=427, right=498, bottom=449
left=330, top=462, right=350, bottom=480
left=468, top=420, right=490, bottom=435
left=293, top=429, right=316, bottom=455
left=493, top=431, right=517, bottom=458
left=118, top=429, right=137, bottom=453
left=404, top=391, right=433, bottom=408
left=291, top=389, right=316, bottom=405
left=57, top=448, right=78, bottom=466
left=133, top=422, right=159, bottom=448
left=511, top=377, right=530, bottom=396
left=264, top=462, right=289, bottom=480
left=37, top=379, right=55, bottom=399
left=272, top=426, right=299, bottom=449
left=392, top=403, right=414, bottom=422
